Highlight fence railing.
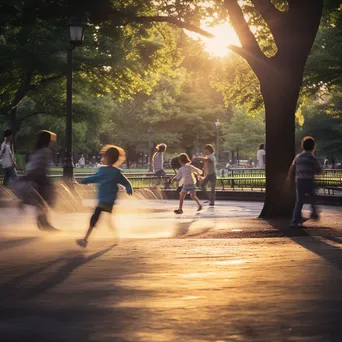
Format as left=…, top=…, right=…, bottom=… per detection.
left=1, top=170, right=341, bottom=192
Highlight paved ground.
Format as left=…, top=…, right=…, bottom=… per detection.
left=1, top=199, right=342, bottom=341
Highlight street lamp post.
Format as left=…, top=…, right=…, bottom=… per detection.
left=215, top=119, right=220, bottom=163
left=63, top=17, right=84, bottom=181
left=148, top=127, right=153, bottom=172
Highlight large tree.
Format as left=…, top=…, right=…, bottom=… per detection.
left=83, top=0, right=327, bottom=217
left=121, top=0, right=326, bottom=217
left=221, top=0, right=324, bottom=217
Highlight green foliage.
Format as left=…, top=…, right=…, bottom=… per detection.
left=211, top=55, right=263, bottom=113
left=304, top=5, right=342, bottom=93
left=223, top=108, right=265, bottom=159
left=297, top=89, right=342, bottom=159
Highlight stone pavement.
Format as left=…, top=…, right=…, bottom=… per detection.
left=0, top=200, right=342, bottom=341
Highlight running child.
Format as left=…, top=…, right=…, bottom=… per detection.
left=289, top=136, right=322, bottom=228
left=21, top=130, right=59, bottom=231
left=171, top=153, right=203, bottom=214
left=77, top=145, right=133, bottom=248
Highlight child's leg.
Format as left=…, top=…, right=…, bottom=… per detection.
left=209, top=175, right=217, bottom=205
left=36, top=193, right=58, bottom=231
left=201, top=176, right=209, bottom=200
left=190, top=191, right=201, bottom=207
left=291, top=181, right=305, bottom=224
left=84, top=207, right=103, bottom=241
left=307, top=181, right=318, bottom=218
left=179, top=192, right=187, bottom=210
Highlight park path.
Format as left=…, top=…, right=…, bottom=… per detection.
left=0, top=201, right=342, bottom=341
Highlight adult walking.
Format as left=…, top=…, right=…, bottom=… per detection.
left=257, top=144, right=266, bottom=169
left=0, top=129, right=18, bottom=186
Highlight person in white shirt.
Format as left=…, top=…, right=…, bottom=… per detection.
left=257, top=143, right=266, bottom=169
left=171, top=153, right=203, bottom=214
left=79, top=155, right=86, bottom=168
left=0, top=129, right=18, bottom=186
left=153, top=143, right=167, bottom=177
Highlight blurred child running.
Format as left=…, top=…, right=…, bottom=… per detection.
left=20, top=130, right=59, bottom=231
left=171, top=153, right=203, bottom=214
left=76, top=145, right=133, bottom=248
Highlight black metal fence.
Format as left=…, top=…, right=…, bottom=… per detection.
left=1, top=169, right=341, bottom=192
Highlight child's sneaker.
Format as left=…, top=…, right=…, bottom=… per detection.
left=76, top=239, right=88, bottom=248
left=174, top=209, right=183, bottom=214
left=197, top=205, right=203, bottom=212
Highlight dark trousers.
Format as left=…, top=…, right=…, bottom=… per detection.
left=292, top=179, right=317, bottom=224
left=201, top=174, right=217, bottom=205
left=3, top=166, right=17, bottom=187
left=90, top=207, right=104, bottom=227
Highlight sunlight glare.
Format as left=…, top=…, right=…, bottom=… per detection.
left=185, top=23, right=241, bottom=57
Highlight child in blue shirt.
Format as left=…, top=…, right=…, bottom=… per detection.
left=77, top=145, right=133, bottom=247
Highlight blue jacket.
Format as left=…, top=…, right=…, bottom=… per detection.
left=82, top=166, right=132, bottom=205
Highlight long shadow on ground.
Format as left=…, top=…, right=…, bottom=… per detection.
left=0, top=244, right=116, bottom=300
left=0, top=244, right=154, bottom=342
left=268, top=219, right=342, bottom=270
left=0, top=237, right=40, bottom=251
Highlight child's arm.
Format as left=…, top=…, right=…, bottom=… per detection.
left=170, top=169, right=182, bottom=183
left=287, top=158, right=296, bottom=183
left=118, top=172, right=133, bottom=195
left=81, top=170, right=101, bottom=184
left=191, top=165, right=203, bottom=176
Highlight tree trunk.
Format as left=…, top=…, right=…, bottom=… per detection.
left=231, top=150, right=236, bottom=165
left=259, top=73, right=301, bottom=218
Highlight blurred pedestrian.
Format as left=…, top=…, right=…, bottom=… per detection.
left=79, top=155, right=85, bottom=168
left=0, top=129, right=18, bottom=187
left=21, top=130, right=59, bottom=231
left=257, top=143, right=266, bottom=169
left=153, top=143, right=167, bottom=177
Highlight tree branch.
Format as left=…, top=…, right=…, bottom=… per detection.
left=109, top=9, right=214, bottom=38
left=250, top=0, right=284, bottom=41
left=228, top=44, right=249, bottom=59
left=19, top=111, right=45, bottom=122
left=29, top=73, right=65, bottom=91
left=224, top=0, right=266, bottom=67
left=129, top=16, right=214, bottom=38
